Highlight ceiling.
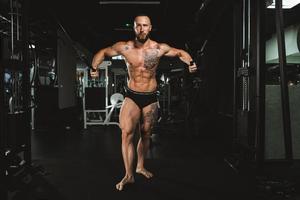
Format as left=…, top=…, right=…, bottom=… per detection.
left=28, top=0, right=205, bottom=54
left=2, top=0, right=300, bottom=61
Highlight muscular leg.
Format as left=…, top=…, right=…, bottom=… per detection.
left=116, top=98, right=140, bottom=191
left=136, top=102, right=158, bottom=178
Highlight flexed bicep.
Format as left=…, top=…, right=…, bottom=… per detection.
left=159, top=43, right=195, bottom=71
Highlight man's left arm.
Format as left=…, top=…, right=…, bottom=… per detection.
left=160, top=43, right=197, bottom=73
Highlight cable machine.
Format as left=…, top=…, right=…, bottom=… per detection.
left=81, top=61, right=125, bottom=129
left=230, top=0, right=295, bottom=171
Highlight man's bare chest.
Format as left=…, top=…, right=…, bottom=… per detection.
left=124, top=48, right=161, bottom=70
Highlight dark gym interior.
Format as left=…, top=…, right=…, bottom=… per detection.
left=1, top=0, right=300, bottom=199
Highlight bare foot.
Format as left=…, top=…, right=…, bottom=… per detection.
left=116, top=175, right=134, bottom=191
left=136, top=168, right=153, bottom=179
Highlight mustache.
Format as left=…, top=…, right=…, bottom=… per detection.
left=136, top=35, right=149, bottom=43
left=138, top=33, right=147, bottom=37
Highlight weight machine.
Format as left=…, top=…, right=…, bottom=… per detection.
left=80, top=61, right=125, bottom=129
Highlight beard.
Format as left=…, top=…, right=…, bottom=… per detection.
left=136, top=33, right=149, bottom=43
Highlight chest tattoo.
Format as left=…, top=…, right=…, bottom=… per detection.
left=143, top=49, right=159, bottom=70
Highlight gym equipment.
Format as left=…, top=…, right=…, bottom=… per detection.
left=82, top=61, right=125, bottom=128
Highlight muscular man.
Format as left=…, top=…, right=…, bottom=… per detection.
left=91, top=14, right=197, bottom=191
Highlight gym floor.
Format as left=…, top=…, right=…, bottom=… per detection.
left=11, top=121, right=300, bottom=200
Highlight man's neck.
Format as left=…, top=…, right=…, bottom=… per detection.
left=134, top=38, right=150, bottom=48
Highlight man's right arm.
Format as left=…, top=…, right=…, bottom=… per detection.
left=159, top=43, right=197, bottom=73
left=91, top=41, right=126, bottom=70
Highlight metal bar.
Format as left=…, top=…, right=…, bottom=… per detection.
left=83, top=86, right=87, bottom=129
left=233, top=0, right=242, bottom=144
left=0, top=14, right=11, bottom=23
left=242, top=0, right=246, bottom=50
left=247, top=0, right=251, bottom=111
left=85, top=110, right=106, bottom=112
left=21, top=0, right=32, bottom=165
left=194, top=0, right=213, bottom=22
left=275, top=0, right=293, bottom=161
left=16, top=0, right=20, bottom=40
left=253, top=0, right=266, bottom=170
left=0, top=59, right=8, bottom=200
left=105, top=66, right=108, bottom=118
left=10, top=0, right=14, bottom=57
left=242, top=0, right=249, bottom=111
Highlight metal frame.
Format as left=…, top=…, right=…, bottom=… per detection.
left=82, top=61, right=122, bottom=128
left=232, top=0, right=293, bottom=166
left=252, top=0, right=266, bottom=169
left=275, top=0, right=293, bottom=161
left=230, top=0, right=266, bottom=170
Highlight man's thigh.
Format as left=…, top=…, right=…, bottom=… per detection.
left=141, top=102, right=159, bottom=133
left=119, top=97, right=141, bottom=132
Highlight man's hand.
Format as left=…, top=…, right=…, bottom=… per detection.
left=90, top=68, right=99, bottom=78
left=188, top=62, right=197, bottom=73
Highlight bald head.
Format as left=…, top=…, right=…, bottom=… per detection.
left=133, top=15, right=152, bottom=43
left=134, top=15, right=152, bottom=25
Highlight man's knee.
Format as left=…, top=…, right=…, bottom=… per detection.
left=121, top=128, right=135, bottom=140
left=141, top=133, right=151, bottom=140
left=140, top=127, right=152, bottom=139
left=141, top=122, right=154, bottom=134
left=120, top=121, right=135, bottom=134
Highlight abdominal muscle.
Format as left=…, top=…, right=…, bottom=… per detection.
left=127, top=66, right=157, bottom=92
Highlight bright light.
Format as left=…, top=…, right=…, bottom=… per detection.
left=267, top=0, right=300, bottom=9
left=112, top=55, right=124, bottom=60
left=29, top=44, right=35, bottom=49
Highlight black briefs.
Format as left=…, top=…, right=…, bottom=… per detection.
left=124, top=86, right=158, bottom=109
